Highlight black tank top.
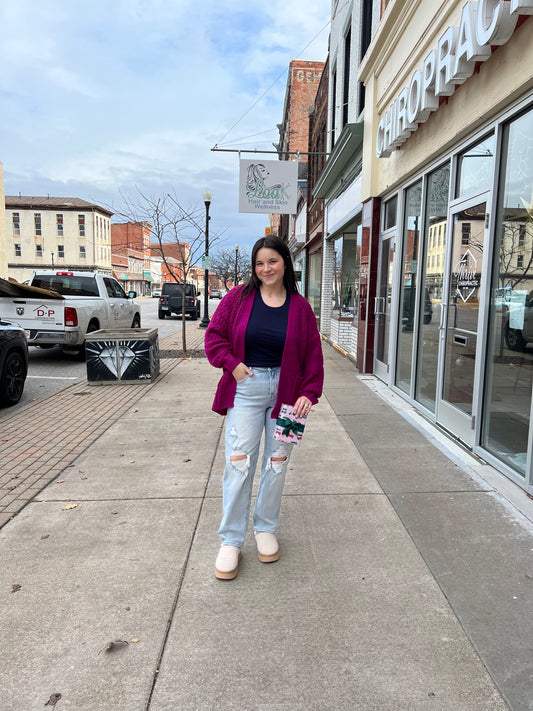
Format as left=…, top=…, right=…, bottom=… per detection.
left=245, top=289, right=290, bottom=367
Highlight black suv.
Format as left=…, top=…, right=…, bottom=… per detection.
left=158, top=283, right=201, bottom=320
left=0, top=320, right=29, bottom=406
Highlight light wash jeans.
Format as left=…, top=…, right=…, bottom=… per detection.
left=219, top=367, right=293, bottom=547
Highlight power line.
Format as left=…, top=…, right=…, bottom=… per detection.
left=213, top=15, right=333, bottom=148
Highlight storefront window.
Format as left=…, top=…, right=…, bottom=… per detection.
left=383, top=196, right=397, bottom=230
left=332, top=236, right=343, bottom=318
left=396, top=181, right=422, bottom=394
left=332, top=231, right=361, bottom=319
left=308, top=251, right=322, bottom=320
left=415, top=165, right=450, bottom=412
left=456, top=135, right=495, bottom=199
left=483, top=108, right=533, bottom=476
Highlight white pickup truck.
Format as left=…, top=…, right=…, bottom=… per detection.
left=0, top=271, right=141, bottom=353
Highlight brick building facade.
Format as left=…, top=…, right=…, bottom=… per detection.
left=306, top=57, right=329, bottom=321
left=272, top=59, right=324, bottom=244
left=6, top=196, right=113, bottom=283
left=111, top=222, right=153, bottom=295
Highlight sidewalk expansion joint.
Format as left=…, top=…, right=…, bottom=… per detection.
left=37, top=495, right=209, bottom=503
left=144, top=418, right=223, bottom=711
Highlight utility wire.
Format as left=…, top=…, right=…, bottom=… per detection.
left=213, top=12, right=336, bottom=148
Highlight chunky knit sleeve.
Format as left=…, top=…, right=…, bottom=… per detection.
left=298, top=299, right=324, bottom=403
left=204, top=288, right=243, bottom=374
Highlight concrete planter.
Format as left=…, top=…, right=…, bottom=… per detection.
left=86, top=328, right=160, bottom=385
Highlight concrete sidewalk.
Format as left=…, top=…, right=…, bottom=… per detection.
left=1, top=336, right=532, bottom=710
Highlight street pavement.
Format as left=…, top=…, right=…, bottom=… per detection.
left=1, top=319, right=532, bottom=711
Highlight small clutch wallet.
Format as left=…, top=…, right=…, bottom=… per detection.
left=274, top=403, right=307, bottom=446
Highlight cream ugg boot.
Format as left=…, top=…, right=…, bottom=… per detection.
left=254, top=532, right=280, bottom=563
left=215, top=545, right=242, bottom=580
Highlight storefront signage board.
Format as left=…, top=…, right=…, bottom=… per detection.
left=376, top=0, right=529, bottom=158
left=239, top=159, right=298, bottom=214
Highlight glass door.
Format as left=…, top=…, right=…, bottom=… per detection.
left=437, top=197, right=488, bottom=443
left=374, top=232, right=395, bottom=381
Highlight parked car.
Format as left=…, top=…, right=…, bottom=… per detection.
left=209, top=288, right=223, bottom=299
left=504, top=292, right=533, bottom=351
left=158, top=282, right=201, bottom=320
left=0, top=320, right=29, bottom=406
left=152, top=288, right=162, bottom=298
left=0, top=271, right=140, bottom=358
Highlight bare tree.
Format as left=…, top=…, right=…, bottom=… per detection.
left=112, top=188, right=219, bottom=353
left=211, top=246, right=252, bottom=291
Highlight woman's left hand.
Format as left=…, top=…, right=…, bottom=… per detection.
left=293, top=396, right=312, bottom=418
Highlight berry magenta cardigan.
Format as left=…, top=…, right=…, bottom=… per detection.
left=204, top=286, right=324, bottom=417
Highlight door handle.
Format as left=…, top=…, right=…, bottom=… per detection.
left=439, top=303, right=447, bottom=331
left=452, top=303, right=458, bottom=328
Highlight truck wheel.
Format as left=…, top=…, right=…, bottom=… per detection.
left=0, top=351, right=27, bottom=406
left=505, top=323, right=526, bottom=352
left=158, top=311, right=166, bottom=320
left=190, top=310, right=198, bottom=321
left=131, top=314, right=141, bottom=328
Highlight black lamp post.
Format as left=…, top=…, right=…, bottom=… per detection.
left=200, top=189, right=212, bottom=328
left=234, top=243, right=239, bottom=287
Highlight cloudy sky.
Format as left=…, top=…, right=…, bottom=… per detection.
left=0, top=0, right=330, bottom=254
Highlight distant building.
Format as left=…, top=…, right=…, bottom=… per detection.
left=272, top=59, right=325, bottom=288
left=111, top=222, right=153, bottom=295
left=149, top=242, right=190, bottom=283
left=5, top=196, right=113, bottom=283
left=306, top=56, right=329, bottom=323
left=0, top=164, right=6, bottom=278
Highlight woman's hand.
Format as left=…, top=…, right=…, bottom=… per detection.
left=232, top=363, right=253, bottom=382
left=293, top=396, right=312, bottom=418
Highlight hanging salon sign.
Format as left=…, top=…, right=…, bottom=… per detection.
left=239, top=159, right=298, bottom=214
left=376, top=0, right=532, bottom=158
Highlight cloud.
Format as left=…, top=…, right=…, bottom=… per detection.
left=1, top=0, right=330, bottom=250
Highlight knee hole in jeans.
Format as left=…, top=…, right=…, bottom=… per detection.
left=230, top=449, right=249, bottom=474
left=267, top=446, right=289, bottom=474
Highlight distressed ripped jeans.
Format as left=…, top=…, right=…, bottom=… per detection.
left=219, top=367, right=292, bottom=547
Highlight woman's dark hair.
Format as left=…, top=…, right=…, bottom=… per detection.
left=241, top=236, right=299, bottom=298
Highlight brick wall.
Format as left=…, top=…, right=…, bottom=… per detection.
left=284, top=60, right=324, bottom=159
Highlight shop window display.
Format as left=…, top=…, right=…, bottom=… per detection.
left=308, top=251, right=322, bottom=320
left=332, top=231, right=361, bottom=320
left=483, top=108, right=533, bottom=476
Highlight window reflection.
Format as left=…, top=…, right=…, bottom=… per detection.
left=308, top=251, right=322, bottom=319
left=332, top=237, right=343, bottom=318
left=332, top=229, right=362, bottom=320
left=457, top=135, right=495, bottom=198
left=484, top=108, right=533, bottom=475
left=396, top=182, right=422, bottom=394
left=416, top=165, right=450, bottom=412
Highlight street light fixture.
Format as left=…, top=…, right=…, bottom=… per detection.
left=234, top=244, right=239, bottom=287
left=200, top=188, right=212, bottom=328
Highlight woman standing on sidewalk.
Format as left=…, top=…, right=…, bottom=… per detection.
left=205, top=236, right=324, bottom=580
